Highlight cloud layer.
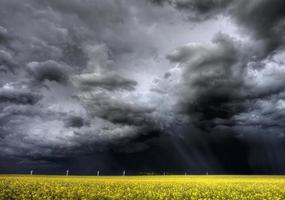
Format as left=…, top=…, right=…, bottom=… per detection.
left=1, top=0, right=285, bottom=173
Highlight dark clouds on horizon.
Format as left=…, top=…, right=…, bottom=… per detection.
left=1, top=0, right=285, bottom=174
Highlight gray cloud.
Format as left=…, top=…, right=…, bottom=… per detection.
left=151, top=0, right=285, bottom=56
left=64, top=116, right=86, bottom=128
left=0, top=0, right=179, bottom=159
left=73, top=73, right=137, bottom=91
left=231, top=0, right=285, bottom=55
left=0, top=49, right=17, bottom=74
left=148, top=0, right=285, bottom=138
left=0, top=26, right=8, bottom=40
left=149, top=0, right=232, bottom=20
left=0, top=87, right=41, bottom=105
left=166, top=44, right=285, bottom=135
left=1, top=0, right=285, bottom=173
left=27, top=60, right=69, bottom=83
left=81, top=93, right=154, bottom=126
left=166, top=34, right=246, bottom=122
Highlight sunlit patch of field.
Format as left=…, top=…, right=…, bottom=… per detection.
left=0, top=175, right=285, bottom=200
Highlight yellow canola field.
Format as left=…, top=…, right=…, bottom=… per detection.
left=0, top=175, right=285, bottom=200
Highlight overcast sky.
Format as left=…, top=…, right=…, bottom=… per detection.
left=1, top=0, right=285, bottom=174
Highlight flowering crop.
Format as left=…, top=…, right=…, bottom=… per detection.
left=0, top=175, right=285, bottom=199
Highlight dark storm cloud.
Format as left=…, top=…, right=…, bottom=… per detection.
left=149, top=0, right=232, bottom=20
left=150, top=0, right=285, bottom=135
left=0, top=26, right=8, bottom=38
left=232, top=0, right=285, bottom=55
left=73, top=73, right=137, bottom=91
left=0, top=88, right=41, bottom=105
left=27, top=60, right=69, bottom=83
left=165, top=43, right=285, bottom=135
left=0, top=49, right=17, bottom=74
left=166, top=34, right=247, bottom=125
left=1, top=0, right=285, bottom=174
left=149, top=2, right=285, bottom=173
left=151, top=0, right=285, bottom=55
left=64, top=116, right=86, bottom=128
left=82, top=93, right=154, bottom=126
left=0, top=26, right=10, bottom=46
left=0, top=0, right=174, bottom=160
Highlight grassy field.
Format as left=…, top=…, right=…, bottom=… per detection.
left=0, top=175, right=285, bottom=200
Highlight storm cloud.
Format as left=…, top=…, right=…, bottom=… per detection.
left=1, top=0, right=285, bottom=174
left=73, top=73, right=137, bottom=91
left=0, top=0, right=175, bottom=160
left=150, top=0, right=285, bottom=133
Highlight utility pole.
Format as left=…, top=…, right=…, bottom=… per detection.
left=97, top=170, right=100, bottom=176
left=66, top=170, right=69, bottom=176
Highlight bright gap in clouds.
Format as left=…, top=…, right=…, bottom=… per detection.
left=130, top=14, right=241, bottom=94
